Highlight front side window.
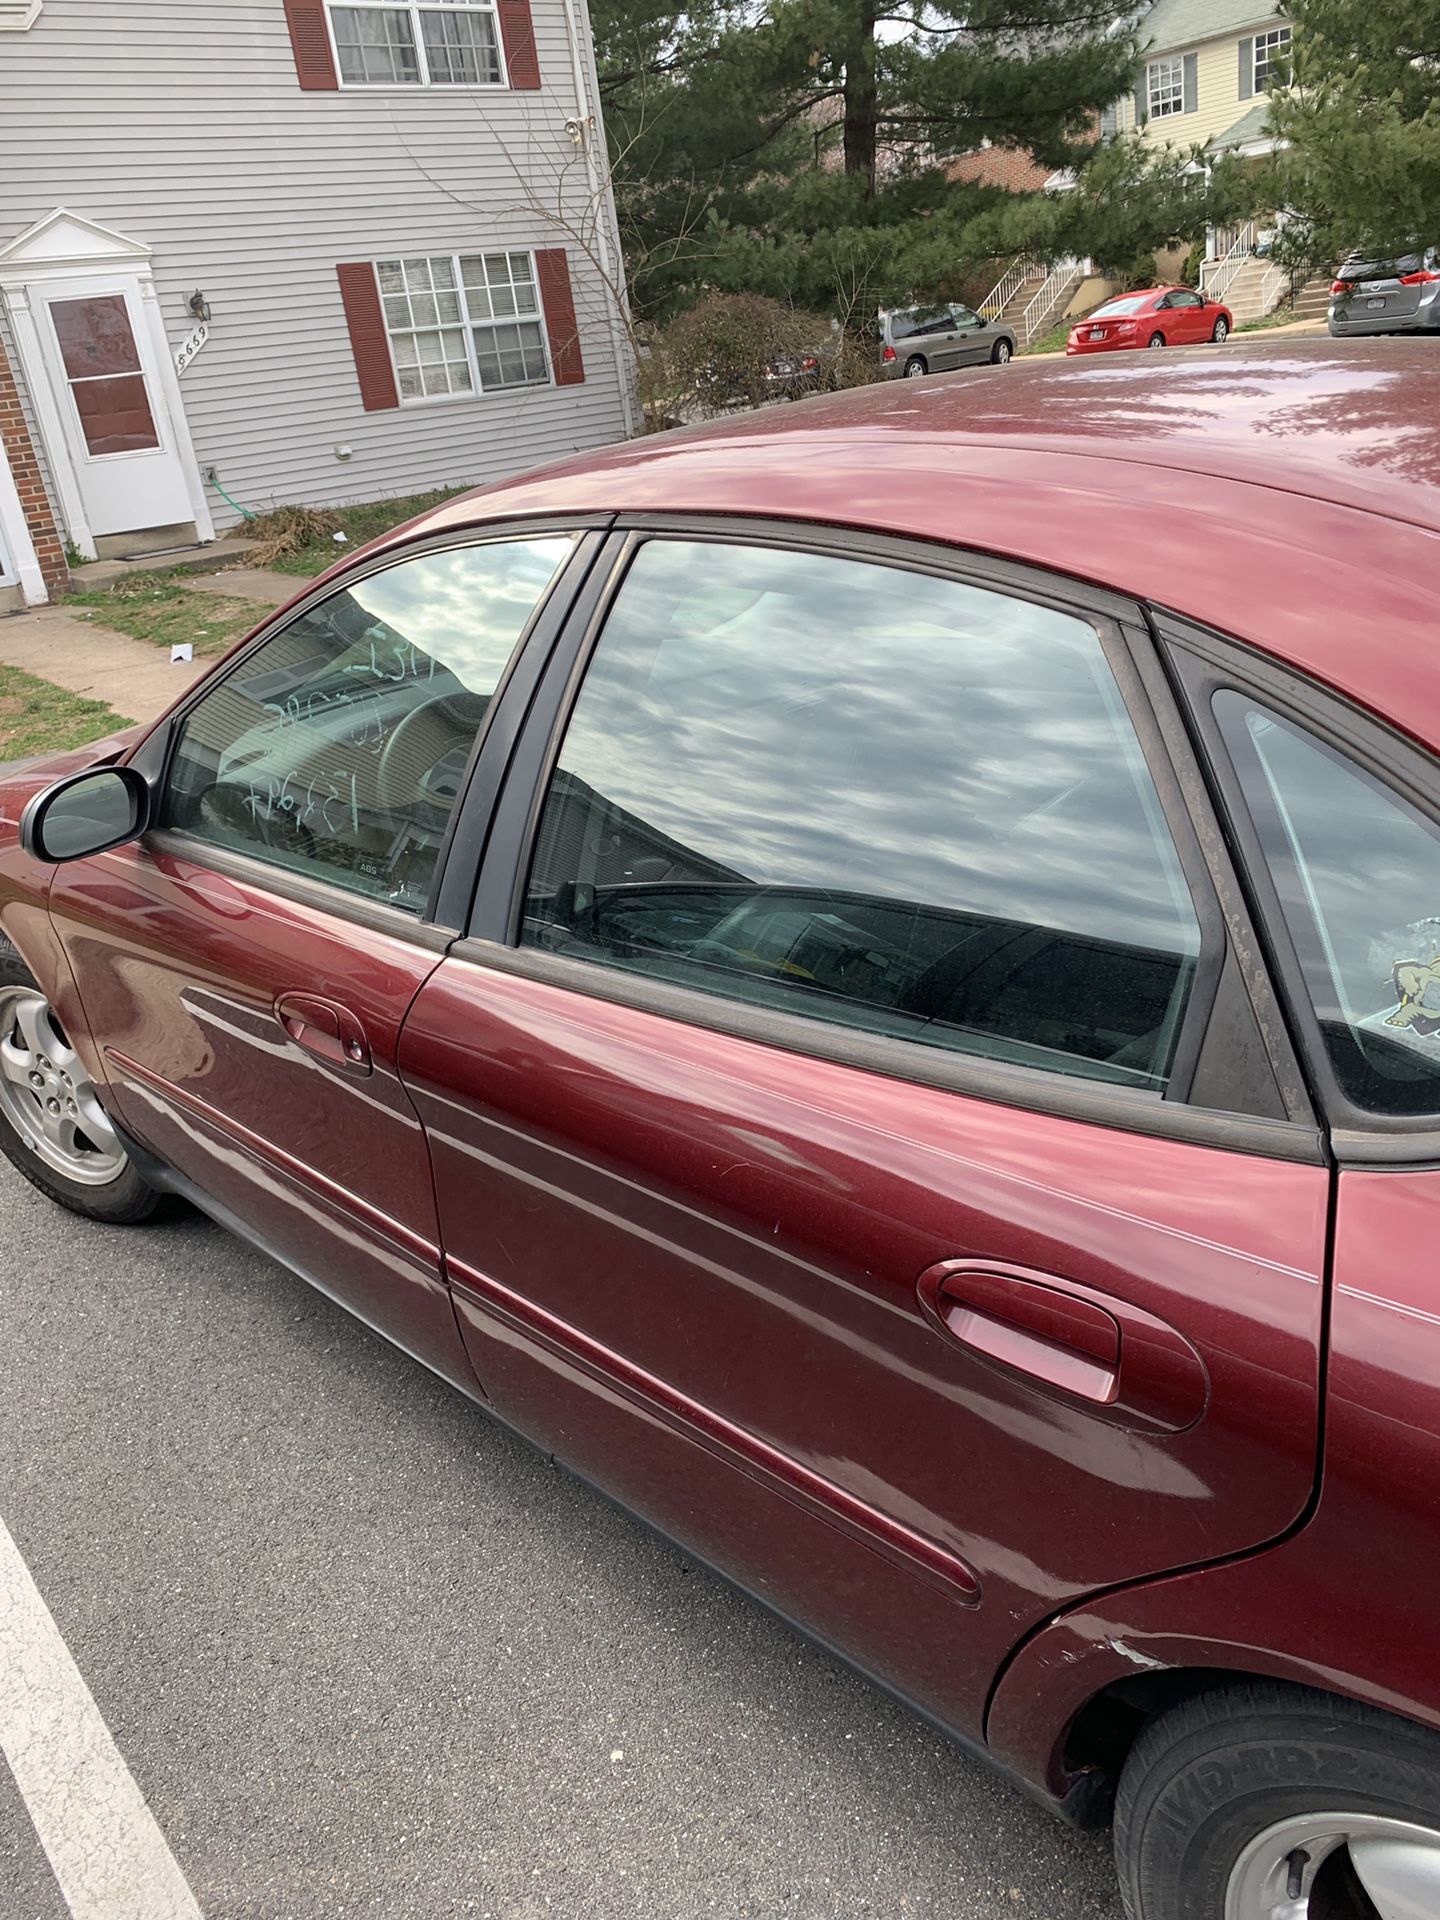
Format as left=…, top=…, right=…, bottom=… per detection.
left=377, top=253, right=548, bottom=399
left=1252, top=26, right=1292, bottom=89
left=1215, top=694, right=1440, bottom=1116
left=162, top=536, right=573, bottom=915
left=329, top=0, right=503, bottom=86
left=1148, top=56, right=1185, bottom=118
left=521, top=540, right=1203, bottom=1092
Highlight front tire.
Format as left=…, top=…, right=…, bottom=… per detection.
left=1212, top=317, right=1230, bottom=342
left=902, top=354, right=928, bottom=378
left=1115, top=1681, right=1440, bottom=1919
left=990, top=338, right=1013, bottom=364
left=1148, top=331, right=1167, bottom=349
left=0, top=937, right=160, bottom=1223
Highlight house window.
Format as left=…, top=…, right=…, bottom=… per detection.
left=377, top=253, right=550, bottom=399
left=329, top=0, right=503, bottom=86
left=1147, top=56, right=1185, bottom=118
left=1252, top=25, right=1292, bottom=89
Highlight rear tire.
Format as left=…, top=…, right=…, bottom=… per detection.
left=902, top=354, right=928, bottom=378
left=1212, top=317, right=1230, bottom=342
left=1147, top=331, right=1166, bottom=348
left=1114, top=1680, right=1440, bottom=1920
left=0, top=937, right=161, bottom=1224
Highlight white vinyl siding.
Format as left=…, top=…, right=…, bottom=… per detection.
left=0, top=0, right=630, bottom=529
left=328, top=0, right=504, bottom=87
left=1148, top=56, right=1185, bottom=118
left=378, top=251, right=549, bottom=399
left=1251, top=25, right=1291, bottom=89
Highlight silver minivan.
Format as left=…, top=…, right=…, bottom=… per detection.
left=1330, top=249, right=1440, bottom=337
left=881, top=303, right=1016, bottom=377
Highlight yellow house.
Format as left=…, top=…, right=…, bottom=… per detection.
left=1115, top=0, right=1291, bottom=157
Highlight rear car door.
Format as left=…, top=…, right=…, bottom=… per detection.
left=44, top=528, right=592, bottom=1388
left=1168, top=627, right=1440, bottom=1692
left=396, top=527, right=1330, bottom=1743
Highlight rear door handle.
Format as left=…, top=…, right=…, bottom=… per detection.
left=275, top=992, right=372, bottom=1075
left=917, top=1259, right=1208, bottom=1433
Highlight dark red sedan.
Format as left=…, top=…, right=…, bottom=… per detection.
left=4, top=340, right=1440, bottom=1920
left=1067, top=284, right=1233, bottom=353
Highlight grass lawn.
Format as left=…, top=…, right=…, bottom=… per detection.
left=248, top=488, right=467, bottom=577
left=0, top=665, right=133, bottom=759
left=1020, top=320, right=1074, bottom=357
left=64, top=573, right=268, bottom=658
left=1237, top=307, right=1309, bottom=333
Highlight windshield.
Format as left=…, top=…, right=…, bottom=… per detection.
left=1089, top=295, right=1153, bottom=318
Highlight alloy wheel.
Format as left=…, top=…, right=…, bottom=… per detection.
left=1214, top=318, right=1230, bottom=341
left=1226, top=1811, right=1440, bottom=1919
left=0, top=986, right=127, bottom=1186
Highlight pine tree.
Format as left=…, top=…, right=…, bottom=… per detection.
left=1269, top=0, right=1440, bottom=265
left=591, top=0, right=1145, bottom=317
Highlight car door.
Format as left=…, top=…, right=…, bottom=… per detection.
left=45, top=526, right=593, bottom=1390
left=395, top=526, right=1329, bottom=1743
left=947, top=305, right=988, bottom=364
left=1166, top=627, right=1440, bottom=1689
left=907, top=306, right=957, bottom=369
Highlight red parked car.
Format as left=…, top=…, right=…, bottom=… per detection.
left=1067, top=284, right=1232, bottom=353
left=5, top=339, right=1440, bottom=1920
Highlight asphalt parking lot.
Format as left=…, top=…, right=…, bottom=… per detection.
left=0, top=1175, right=1124, bottom=1920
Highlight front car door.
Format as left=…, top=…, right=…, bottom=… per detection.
left=44, top=527, right=590, bottom=1388
left=396, top=527, right=1330, bottom=1743
left=948, top=304, right=989, bottom=363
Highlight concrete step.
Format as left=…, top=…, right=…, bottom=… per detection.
left=66, top=537, right=261, bottom=594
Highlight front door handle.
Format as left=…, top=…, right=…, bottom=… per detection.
left=917, top=1259, right=1208, bottom=1433
left=275, top=992, right=372, bottom=1075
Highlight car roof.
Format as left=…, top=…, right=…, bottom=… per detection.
left=387, top=338, right=1440, bottom=744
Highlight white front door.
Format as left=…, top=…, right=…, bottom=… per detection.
left=30, top=274, right=194, bottom=538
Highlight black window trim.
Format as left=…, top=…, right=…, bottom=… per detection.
left=1159, top=608, right=1440, bottom=1166
left=124, top=514, right=615, bottom=945
left=454, top=515, right=1322, bottom=1163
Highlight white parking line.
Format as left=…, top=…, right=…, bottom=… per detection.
left=0, top=1514, right=203, bottom=1919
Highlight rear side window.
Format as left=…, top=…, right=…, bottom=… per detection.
left=521, top=539, right=1203, bottom=1092
left=1215, top=694, right=1440, bottom=1115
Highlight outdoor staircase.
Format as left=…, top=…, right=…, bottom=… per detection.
left=1218, top=254, right=1281, bottom=325
left=978, top=256, right=1085, bottom=344
left=1289, top=276, right=1333, bottom=324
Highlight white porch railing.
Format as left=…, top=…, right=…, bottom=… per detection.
left=1259, top=260, right=1291, bottom=315
left=1020, top=257, right=1083, bottom=343
left=977, top=255, right=1038, bottom=320
left=1201, top=221, right=1257, bottom=304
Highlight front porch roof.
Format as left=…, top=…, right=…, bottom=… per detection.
left=1207, top=101, right=1276, bottom=154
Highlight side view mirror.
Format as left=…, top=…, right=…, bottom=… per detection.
left=20, top=765, right=151, bottom=864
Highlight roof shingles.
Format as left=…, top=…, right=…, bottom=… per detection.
left=1137, top=0, right=1284, bottom=54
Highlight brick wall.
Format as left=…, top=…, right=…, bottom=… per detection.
left=0, top=332, right=68, bottom=594
left=947, top=145, right=1056, bottom=194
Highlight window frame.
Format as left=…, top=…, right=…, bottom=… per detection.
left=375, top=250, right=552, bottom=405
left=1161, top=611, right=1440, bottom=1166
left=450, top=517, right=1319, bottom=1159
left=324, top=0, right=509, bottom=90
left=1147, top=55, right=1185, bottom=119
left=1252, top=25, right=1292, bottom=91
left=126, top=519, right=611, bottom=943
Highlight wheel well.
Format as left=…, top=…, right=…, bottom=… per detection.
left=1058, top=1668, right=1252, bottom=1827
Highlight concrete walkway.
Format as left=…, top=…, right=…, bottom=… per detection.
left=0, top=606, right=207, bottom=723
left=187, top=567, right=302, bottom=607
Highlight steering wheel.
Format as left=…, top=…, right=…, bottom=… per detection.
left=375, top=690, right=490, bottom=816
left=192, top=779, right=315, bottom=860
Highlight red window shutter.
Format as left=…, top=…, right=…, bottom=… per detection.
left=536, top=249, right=585, bottom=387
left=336, top=264, right=400, bottom=411
left=284, top=0, right=339, bottom=90
left=497, top=0, right=541, bottom=88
